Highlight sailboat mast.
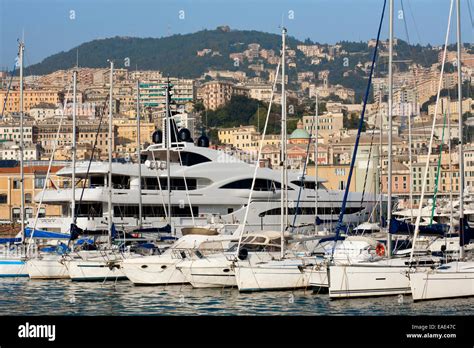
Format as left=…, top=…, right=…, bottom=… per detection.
left=447, top=99, right=454, bottom=232
left=71, top=69, right=77, bottom=223
left=407, top=92, right=413, bottom=222
left=314, top=93, right=319, bottom=234
left=387, top=0, right=394, bottom=257
left=19, top=41, right=25, bottom=240
left=280, top=27, right=287, bottom=259
left=107, top=60, right=114, bottom=247
left=165, top=78, right=172, bottom=231
left=378, top=87, right=383, bottom=226
left=136, top=80, right=142, bottom=228
left=456, top=0, right=464, bottom=258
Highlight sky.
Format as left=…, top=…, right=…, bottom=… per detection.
left=0, top=0, right=473, bottom=69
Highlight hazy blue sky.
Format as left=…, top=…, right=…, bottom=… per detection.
left=0, top=0, right=473, bottom=68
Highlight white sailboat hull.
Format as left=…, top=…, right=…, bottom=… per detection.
left=307, top=265, right=329, bottom=289
left=178, top=256, right=236, bottom=288
left=27, top=257, right=69, bottom=279
left=410, top=262, right=474, bottom=301
left=0, top=258, right=28, bottom=277
left=122, top=257, right=187, bottom=285
left=329, top=259, right=435, bottom=298
left=68, top=259, right=127, bottom=281
left=235, top=259, right=310, bottom=292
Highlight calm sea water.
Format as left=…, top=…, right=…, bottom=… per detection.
left=0, top=278, right=472, bottom=316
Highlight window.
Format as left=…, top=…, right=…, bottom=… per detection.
left=12, top=208, right=20, bottom=220
left=0, top=194, right=7, bottom=204
left=25, top=193, right=32, bottom=203
left=25, top=208, right=33, bottom=219
left=13, top=179, right=21, bottom=189
left=221, top=179, right=282, bottom=191
left=38, top=207, right=46, bottom=218
left=35, top=176, right=46, bottom=189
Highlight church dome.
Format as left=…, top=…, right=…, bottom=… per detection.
left=289, top=119, right=310, bottom=139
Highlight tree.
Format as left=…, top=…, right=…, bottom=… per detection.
left=193, top=101, right=205, bottom=113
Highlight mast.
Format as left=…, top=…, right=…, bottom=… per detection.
left=136, top=80, right=142, bottom=228
left=378, top=87, right=383, bottom=225
left=165, top=78, right=172, bottom=231
left=447, top=99, right=454, bottom=233
left=407, top=89, right=413, bottom=222
left=456, top=0, right=464, bottom=258
left=280, top=27, right=287, bottom=259
left=71, top=69, right=77, bottom=223
left=387, top=0, right=394, bottom=257
left=107, top=60, right=114, bottom=247
left=314, top=93, right=319, bottom=234
left=19, top=41, right=25, bottom=240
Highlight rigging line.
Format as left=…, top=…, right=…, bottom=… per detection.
left=150, top=150, right=169, bottom=221
left=27, top=83, right=73, bottom=251
left=330, top=0, right=387, bottom=261
left=401, top=0, right=434, bottom=212
left=467, top=0, right=474, bottom=31
left=235, top=58, right=281, bottom=258
left=429, top=110, right=447, bottom=226
left=358, top=124, right=377, bottom=219
left=1, top=62, right=16, bottom=119
left=77, top=94, right=109, bottom=221
left=169, top=114, right=195, bottom=224
left=409, top=0, right=454, bottom=264
left=290, top=101, right=317, bottom=232
left=357, top=51, right=382, bottom=219
left=404, top=0, right=435, bottom=146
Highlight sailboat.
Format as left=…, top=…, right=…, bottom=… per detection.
left=174, top=57, right=297, bottom=289
left=27, top=68, right=78, bottom=280
left=328, top=0, right=452, bottom=299
left=0, top=40, right=29, bottom=277
left=233, top=28, right=312, bottom=292
left=66, top=61, right=128, bottom=281
left=409, top=0, right=474, bottom=301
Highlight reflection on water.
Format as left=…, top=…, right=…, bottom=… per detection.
left=0, top=278, right=472, bottom=316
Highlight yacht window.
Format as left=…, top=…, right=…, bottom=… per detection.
left=113, top=205, right=198, bottom=218
left=259, top=206, right=363, bottom=216
left=112, top=175, right=130, bottom=189
left=75, top=203, right=103, bottom=217
left=141, top=177, right=197, bottom=191
left=291, top=180, right=316, bottom=190
left=220, top=179, right=281, bottom=191
left=148, top=151, right=211, bottom=166
left=90, top=176, right=105, bottom=187
left=180, top=152, right=211, bottom=166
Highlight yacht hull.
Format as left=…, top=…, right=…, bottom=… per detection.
left=68, top=259, right=127, bottom=281
left=122, top=258, right=188, bottom=285
left=306, top=264, right=329, bottom=289
left=27, top=258, right=69, bottom=279
left=328, top=261, right=435, bottom=298
left=0, top=259, right=28, bottom=277
left=178, top=258, right=236, bottom=288
left=410, top=263, right=474, bottom=301
left=234, top=259, right=310, bottom=292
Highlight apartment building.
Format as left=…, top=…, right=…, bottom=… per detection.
left=200, top=81, right=249, bottom=110
left=0, top=164, right=64, bottom=222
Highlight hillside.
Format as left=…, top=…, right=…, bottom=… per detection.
left=25, top=27, right=444, bottom=101
left=25, top=28, right=302, bottom=77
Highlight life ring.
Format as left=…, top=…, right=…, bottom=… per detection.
left=375, top=243, right=385, bottom=257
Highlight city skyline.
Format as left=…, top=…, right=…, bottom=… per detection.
left=1, top=0, right=473, bottom=68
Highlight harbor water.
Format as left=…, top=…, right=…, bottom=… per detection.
left=0, top=278, right=472, bottom=316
